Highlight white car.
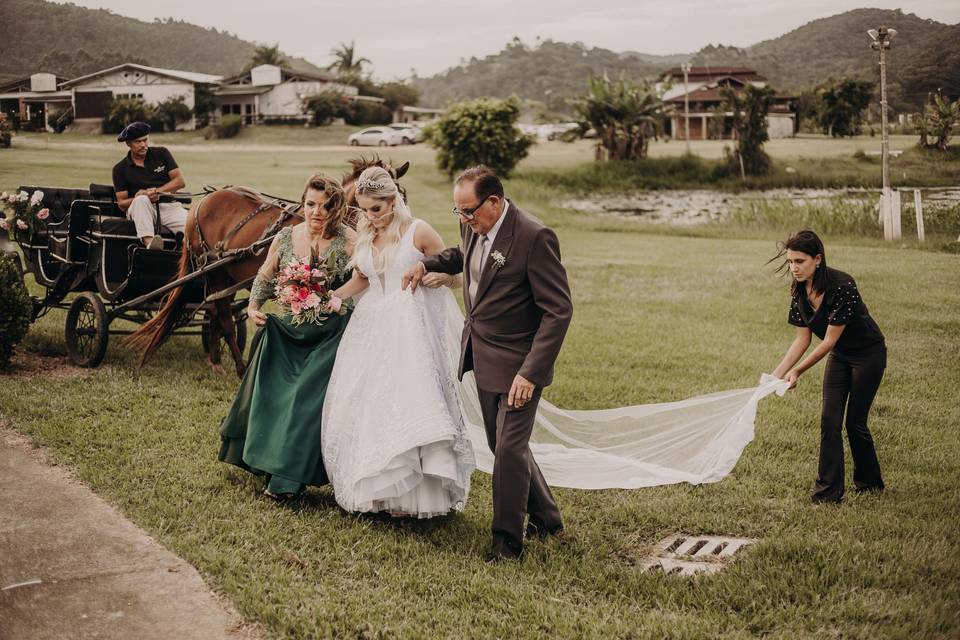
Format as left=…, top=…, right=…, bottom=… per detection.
left=387, top=123, right=423, bottom=144
left=347, top=127, right=406, bottom=147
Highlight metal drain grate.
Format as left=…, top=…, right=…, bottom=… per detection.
left=641, top=534, right=757, bottom=576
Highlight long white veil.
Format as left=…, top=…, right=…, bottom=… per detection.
left=440, top=292, right=789, bottom=490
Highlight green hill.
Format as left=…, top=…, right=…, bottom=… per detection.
left=0, top=0, right=325, bottom=82
left=413, top=8, right=957, bottom=112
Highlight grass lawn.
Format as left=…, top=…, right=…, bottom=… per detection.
left=1, top=136, right=959, bottom=639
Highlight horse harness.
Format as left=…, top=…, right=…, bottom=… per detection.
left=190, top=186, right=302, bottom=269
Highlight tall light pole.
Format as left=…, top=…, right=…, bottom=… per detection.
left=868, top=26, right=898, bottom=240
left=681, top=62, right=691, bottom=154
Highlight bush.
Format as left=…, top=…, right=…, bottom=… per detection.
left=344, top=101, right=392, bottom=126
left=0, top=113, right=12, bottom=148
left=302, top=91, right=349, bottom=126
left=102, top=98, right=153, bottom=134
left=0, top=253, right=32, bottom=369
left=153, top=95, right=192, bottom=132
left=48, top=106, right=74, bottom=133
left=425, top=97, right=534, bottom=178
left=203, top=115, right=243, bottom=140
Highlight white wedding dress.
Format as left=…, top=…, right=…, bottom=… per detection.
left=322, top=220, right=475, bottom=518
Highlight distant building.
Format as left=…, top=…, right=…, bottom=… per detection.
left=213, top=64, right=358, bottom=125
left=60, top=63, right=222, bottom=130
left=0, top=74, right=72, bottom=131
left=657, top=67, right=796, bottom=140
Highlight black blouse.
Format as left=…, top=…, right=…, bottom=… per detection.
left=788, top=269, right=885, bottom=355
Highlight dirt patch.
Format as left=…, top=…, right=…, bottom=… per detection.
left=0, top=351, right=103, bottom=379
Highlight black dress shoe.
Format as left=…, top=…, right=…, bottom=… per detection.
left=526, top=520, right=565, bottom=539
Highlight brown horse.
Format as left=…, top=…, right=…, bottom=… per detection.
left=128, top=156, right=409, bottom=377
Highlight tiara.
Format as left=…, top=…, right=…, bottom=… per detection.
left=357, top=177, right=392, bottom=192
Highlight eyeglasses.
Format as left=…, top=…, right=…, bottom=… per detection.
left=452, top=196, right=490, bottom=220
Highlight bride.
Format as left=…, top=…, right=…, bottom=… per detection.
left=322, top=167, right=475, bottom=518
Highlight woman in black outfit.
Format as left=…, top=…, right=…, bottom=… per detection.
left=771, top=230, right=887, bottom=503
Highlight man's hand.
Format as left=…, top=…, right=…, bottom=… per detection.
left=147, top=187, right=160, bottom=203
left=402, top=262, right=427, bottom=292
left=508, top=374, right=536, bottom=409
left=421, top=273, right=453, bottom=289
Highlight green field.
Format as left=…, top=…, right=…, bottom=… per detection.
left=1, top=135, right=959, bottom=639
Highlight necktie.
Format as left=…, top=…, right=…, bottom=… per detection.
left=468, top=234, right=487, bottom=302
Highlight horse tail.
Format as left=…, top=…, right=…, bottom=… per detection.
left=125, top=226, right=195, bottom=365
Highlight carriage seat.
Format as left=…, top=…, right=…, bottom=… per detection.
left=89, top=215, right=180, bottom=240
left=19, top=185, right=91, bottom=224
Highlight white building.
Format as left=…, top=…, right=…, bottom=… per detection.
left=213, top=64, right=358, bottom=124
left=657, top=67, right=796, bottom=140
left=0, top=73, right=72, bottom=131
left=60, top=63, right=222, bottom=130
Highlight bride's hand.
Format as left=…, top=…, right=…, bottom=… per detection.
left=421, top=273, right=452, bottom=289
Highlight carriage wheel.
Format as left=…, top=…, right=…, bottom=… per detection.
left=201, top=309, right=248, bottom=356
left=65, top=292, right=109, bottom=368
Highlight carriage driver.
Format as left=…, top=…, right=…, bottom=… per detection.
left=112, top=121, right=187, bottom=250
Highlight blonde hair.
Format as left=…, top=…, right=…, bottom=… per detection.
left=352, top=166, right=413, bottom=274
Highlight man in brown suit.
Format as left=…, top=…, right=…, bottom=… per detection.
left=403, top=166, right=573, bottom=561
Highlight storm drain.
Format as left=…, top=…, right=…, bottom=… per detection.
left=641, top=535, right=757, bottom=576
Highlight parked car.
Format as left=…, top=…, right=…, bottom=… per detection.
left=387, top=123, right=423, bottom=144
left=347, top=127, right=406, bottom=147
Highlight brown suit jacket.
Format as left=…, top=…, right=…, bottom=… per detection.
left=422, top=200, right=572, bottom=393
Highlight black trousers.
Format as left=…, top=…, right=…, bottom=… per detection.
left=477, top=387, right=563, bottom=555
left=813, top=345, right=886, bottom=502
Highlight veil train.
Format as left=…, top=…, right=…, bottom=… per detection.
left=439, top=292, right=789, bottom=490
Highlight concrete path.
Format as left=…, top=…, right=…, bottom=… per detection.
left=0, top=426, right=259, bottom=640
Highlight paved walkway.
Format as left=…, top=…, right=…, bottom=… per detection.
left=0, top=426, right=259, bottom=640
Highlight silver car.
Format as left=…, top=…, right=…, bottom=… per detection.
left=347, top=127, right=406, bottom=147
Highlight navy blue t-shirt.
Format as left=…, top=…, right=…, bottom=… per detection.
left=112, top=146, right=179, bottom=196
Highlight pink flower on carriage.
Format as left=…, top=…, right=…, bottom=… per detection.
left=0, top=192, right=7, bottom=200
left=0, top=218, right=9, bottom=231
left=29, top=190, right=44, bottom=206
left=7, top=194, right=16, bottom=204
left=327, top=296, right=343, bottom=313
left=36, top=208, right=50, bottom=220
left=17, top=191, right=29, bottom=202
left=16, top=219, right=29, bottom=230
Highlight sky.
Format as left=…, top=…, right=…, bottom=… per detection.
left=57, top=1, right=960, bottom=80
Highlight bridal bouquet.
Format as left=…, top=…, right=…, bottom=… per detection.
left=274, top=250, right=346, bottom=326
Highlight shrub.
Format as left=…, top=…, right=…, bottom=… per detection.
left=0, top=113, right=12, bottom=148
left=302, top=91, right=349, bottom=126
left=425, top=97, right=534, bottom=178
left=102, top=98, right=153, bottom=134
left=344, top=101, right=392, bottom=126
left=153, top=95, right=192, bottom=132
left=0, top=253, right=32, bottom=369
left=204, top=115, right=243, bottom=140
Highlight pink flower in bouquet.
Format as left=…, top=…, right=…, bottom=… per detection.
left=16, top=219, right=29, bottom=230
left=303, top=293, right=320, bottom=309
left=290, top=300, right=301, bottom=315
left=36, top=208, right=50, bottom=220
left=298, top=287, right=310, bottom=301
left=327, top=295, right=343, bottom=313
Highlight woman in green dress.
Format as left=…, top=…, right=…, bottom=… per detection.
left=218, top=173, right=355, bottom=500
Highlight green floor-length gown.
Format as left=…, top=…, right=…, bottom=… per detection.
left=218, top=225, right=351, bottom=495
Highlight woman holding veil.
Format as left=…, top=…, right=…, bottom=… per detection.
left=322, top=167, right=475, bottom=518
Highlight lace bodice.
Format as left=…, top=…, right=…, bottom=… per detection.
left=250, top=225, right=351, bottom=306
left=355, top=220, right=422, bottom=296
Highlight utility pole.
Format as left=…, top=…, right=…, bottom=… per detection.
left=869, top=26, right=898, bottom=240
left=681, top=62, right=691, bottom=154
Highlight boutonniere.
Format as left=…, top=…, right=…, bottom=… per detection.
left=490, top=250, right=506, bottom=268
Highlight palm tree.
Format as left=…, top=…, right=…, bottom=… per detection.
left=248, top=44, right=287, bottom=69
left=574, top=75, right=665, bottom=160
left=328, top=41, right=371, bottom=80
